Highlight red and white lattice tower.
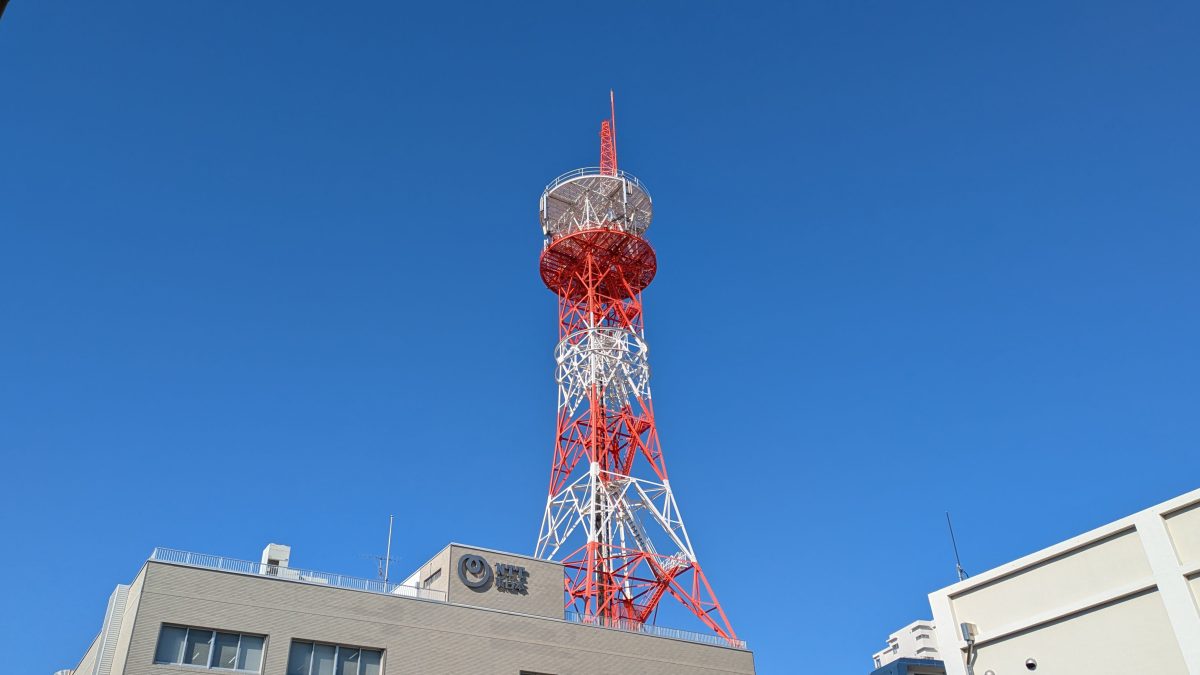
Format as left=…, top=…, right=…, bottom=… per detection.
left=534, top=94, right=737, bottom=642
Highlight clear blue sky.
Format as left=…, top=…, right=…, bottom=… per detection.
left=2, top=2, right=1198, bottom=673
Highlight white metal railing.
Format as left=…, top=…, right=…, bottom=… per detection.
left=148, top=548, right=447, bottom=602
left=542, top=167, right=651, bottom=201
left=564, top=611, right=748, bottom=650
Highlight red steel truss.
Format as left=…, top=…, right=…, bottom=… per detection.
left=600, top=89, right=618, bottom=176
left=600, top=120, right=617, bottom=176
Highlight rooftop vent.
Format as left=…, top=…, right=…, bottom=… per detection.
left=261, top=543, right=291, bottom=576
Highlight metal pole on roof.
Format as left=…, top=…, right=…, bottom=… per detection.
left=383, top=514, right=394, bottom=584
left=947, top=512, right=969, bottom=581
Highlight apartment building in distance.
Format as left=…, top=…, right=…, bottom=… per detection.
left=872, top=619, right=941, bottom=668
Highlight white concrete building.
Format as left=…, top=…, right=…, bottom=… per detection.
left=873, top=620, right=942, bottom=668
left=929, top=487, right=1200, bottom=675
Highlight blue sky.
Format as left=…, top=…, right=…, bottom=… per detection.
left=1, top=2, right=1198, bottom=673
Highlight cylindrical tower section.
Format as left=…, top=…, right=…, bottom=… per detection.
left=539, top=169, right=656, bottom=303
left=539, top=168, right=653, bottom=239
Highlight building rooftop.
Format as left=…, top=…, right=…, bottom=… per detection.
left=148, top=546, right=748, bottom=651
left=872, top=619, right=940, bottom=668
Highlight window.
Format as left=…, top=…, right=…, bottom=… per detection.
left=287, top=641, right=381, bottom=675
left=154, top=625, right=264, bottom=672
left=422, top=569, right=442, bottom=589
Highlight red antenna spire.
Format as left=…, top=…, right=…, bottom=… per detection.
left=599, top=90, right=618, bottom=175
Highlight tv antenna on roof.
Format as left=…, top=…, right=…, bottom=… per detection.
left=365, top=515, right=396, bottom=583
left=946, top=512, right=968, bottom=582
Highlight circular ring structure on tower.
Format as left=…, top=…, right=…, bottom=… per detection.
left=555, top=327, right=651, bottom=415
left=540, top=168, right=653, bottom=240
left=540, top=229, right=657, bottom=300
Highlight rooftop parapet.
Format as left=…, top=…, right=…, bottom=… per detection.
left=147, top=546, right=747, bottom=651
left=149, top=547, right=447, bottom=602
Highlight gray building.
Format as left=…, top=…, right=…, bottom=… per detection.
left=66, top=543, right=754, bottom=675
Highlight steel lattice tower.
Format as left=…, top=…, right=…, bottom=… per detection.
left=534, top=95, right=737, bottom=642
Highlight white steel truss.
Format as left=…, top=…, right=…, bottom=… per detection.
left=536, top=464, right=696, bottom=567
left=555, top=327, right=651, bottom=416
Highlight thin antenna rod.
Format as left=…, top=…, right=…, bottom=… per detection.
left=946, top=512, right=968, bottom=581
left=383, top=514, right=394, bottom=584
left=609, top=89, right=618, bottom=171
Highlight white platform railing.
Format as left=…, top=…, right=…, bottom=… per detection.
left=565, top=611, right=748, bottom=650
left=542, top=167, right=651, bottom=200
left=149, top=547, right=447, bottom=602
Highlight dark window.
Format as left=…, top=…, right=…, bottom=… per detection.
left=287, top=640, right=382, bottom=675
left=153, top=625, right=263, bottom=672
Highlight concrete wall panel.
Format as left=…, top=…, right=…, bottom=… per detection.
left=949, top=529, right=1150, bottom=633
left=1166, top=502, right=1200, bottom=568
left=446, top=544, right=563, bottom=620
left=108, top=571, right=145, bottom=675
left=971, top=590, right=1187, bottom=675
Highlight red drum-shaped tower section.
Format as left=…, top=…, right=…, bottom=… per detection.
left=534, top=103, right=738, bottom=644
left=539, top=170, right=657, bottom=301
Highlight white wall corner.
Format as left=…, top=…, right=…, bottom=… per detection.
left=1135, top=510, right=1200, bottom=674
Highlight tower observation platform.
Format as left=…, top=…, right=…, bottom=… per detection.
left=538, top=167, right=657, bottom=299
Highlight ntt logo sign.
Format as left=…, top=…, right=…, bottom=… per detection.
left=457, top=554, right=493, bottom=590
left=456, top=553, right=529, bottom=595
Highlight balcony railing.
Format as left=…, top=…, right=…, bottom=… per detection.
left=148, top=547, right=447, bottom=602
left=565, top=611, right=748, bottom=650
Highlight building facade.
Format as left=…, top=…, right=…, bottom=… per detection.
left=929, top=487, right=1200, bottom=675
left=870, top=658, right=947, bottom=675
left=65, top=543, right=754, bottom=675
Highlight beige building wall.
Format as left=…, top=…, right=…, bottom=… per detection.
left=72, top=636, right=101, bottom=675
left=401, top=546, right=452, bottom=599
left=443, top=544, right=565, bottom=619
left=111, top=559, right=753, bottom=675
left=397, top=543, right=565, bottom=619
left=929, top=487, right=1200, bottom=675
left=108, top=571, right=146, bottom=675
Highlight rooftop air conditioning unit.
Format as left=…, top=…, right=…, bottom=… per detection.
left=260, top=543, right=291, bottom=576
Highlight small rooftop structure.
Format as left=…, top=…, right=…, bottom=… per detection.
left=872, top=619, right=941, bottom=668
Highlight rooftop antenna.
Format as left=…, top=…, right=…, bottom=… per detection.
left=610, top=89, right=618, bottom=167
left=384, top=514, right=394, bottom=583
left=946, top=512, right=968, bottom=581
left=367, top=515, right=396, bottom=583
